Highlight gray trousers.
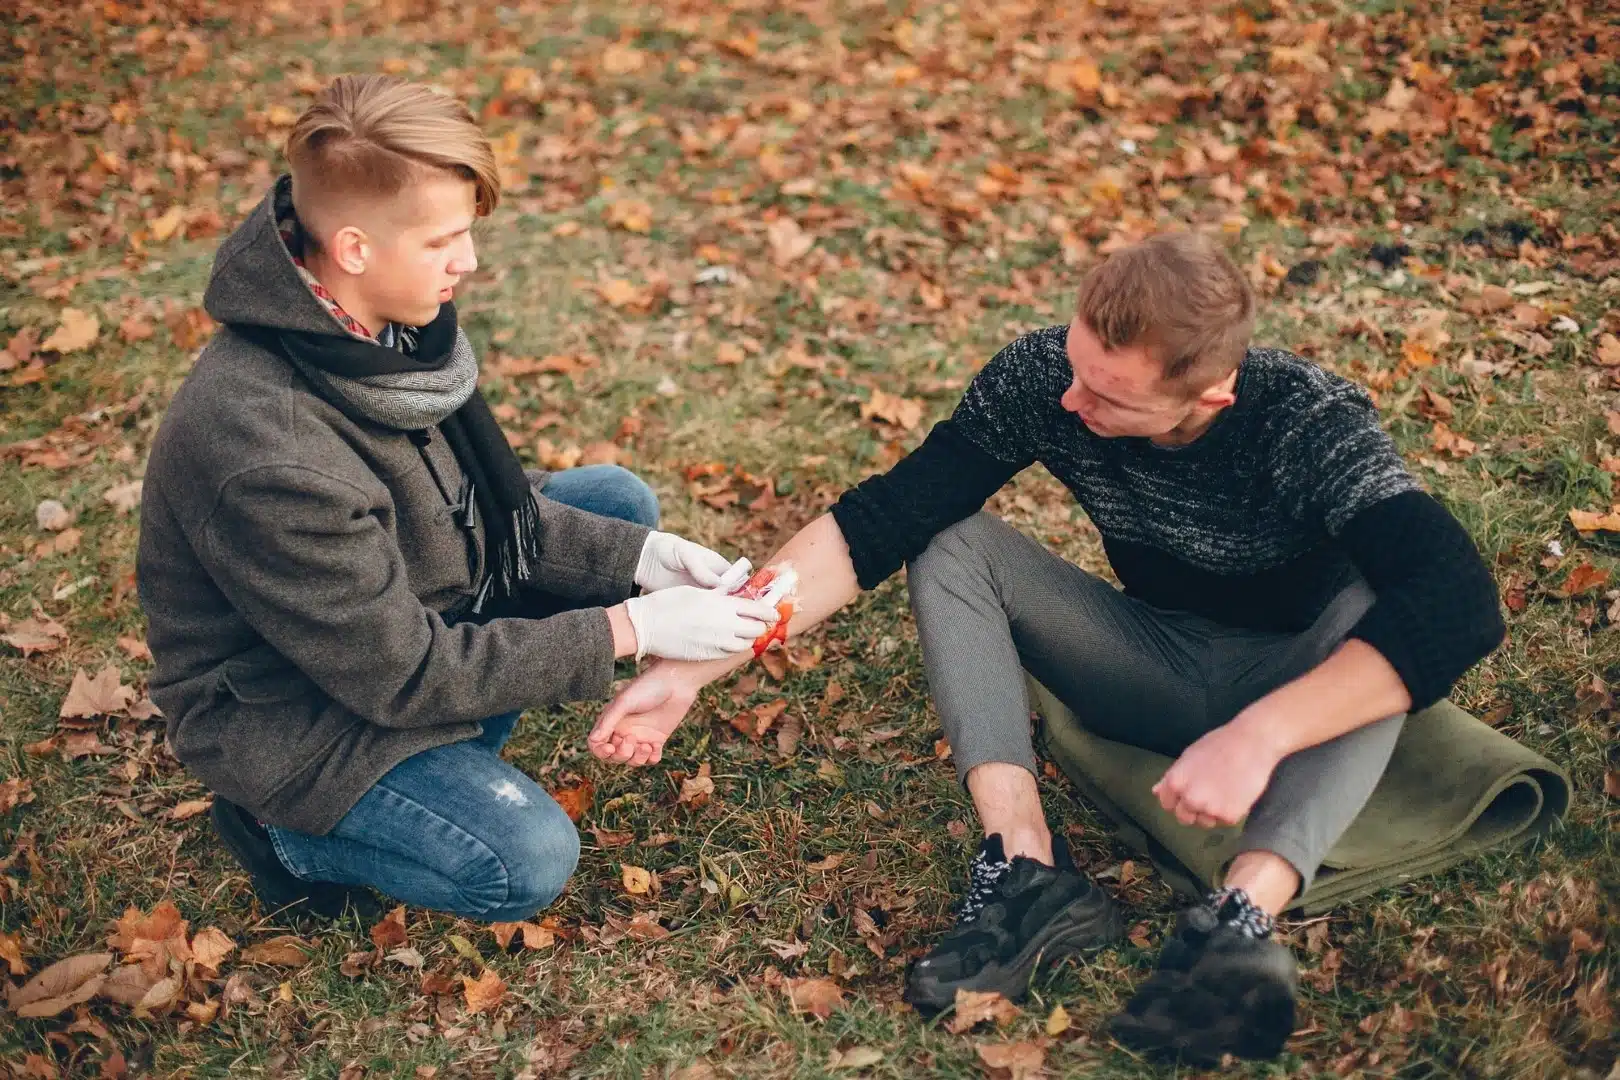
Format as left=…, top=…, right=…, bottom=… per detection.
left=909, top=512, right=1406, bottom=891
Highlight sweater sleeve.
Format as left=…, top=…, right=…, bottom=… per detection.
left=1336, top=490, right=1507, bottom=710
left=830, top=328, right=1067, bottom=589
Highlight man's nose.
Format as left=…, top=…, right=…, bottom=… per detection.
left=1060, top=379, right=1085, bottom=412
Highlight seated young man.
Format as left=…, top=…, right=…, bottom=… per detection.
left=586, top=232, right=1505, bottom=1064
left=137, top=74, right=780, bottom=924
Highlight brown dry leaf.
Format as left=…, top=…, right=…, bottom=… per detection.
left=36, top=500, right=73, bottom=531
left=604, top=198, right=653, bottom=234
left=186, top=999, right=220, bottom=1024
left=678, top=762, right=715, bottom=807
left=132, top=975, right=182, bottom=1018
left=1557, top=563, right=1610, bottom=598
left=98, top=963, right=159, bottom=1007
left=1604, top=770, right=1620, bottom=799
left=1400, top=339, right=1437, bottom=369
left=189, top=927, right=236, bottom=972
left=116, top=636, right=152, bottom=662
left=715, top=342, right=746, bottom=366
left=948, top=989, right=1022, bottom=1033
left=549, top=778, right=594, bottom=823
left=60, top=665, right=137, bottom=719
left=5, top=952, right=112, bottom=1018
left=0, top=931, right=27, bottom=976
left=109, top=899, right=190, bottom=977
left=370, top=905, right=408, bottom=950
left=239, top=935, right=313, bottom=967
left=975, top=1040, right=1046, bottom=1079
left=102, top=481, right=143, bottom=514
left=3, top=617, right=68, bottom=657
left=787, top=976, right=844, bottom=1019
left=626, top=912, right=670, bottom=940
left=41, top=308, right=101, bottom=354
left=62, top=732, right=113, bottom=759
left=1597, top=333, right=1620, bottom=367
left=1569, top=508, right=1620, bottom=533
left=589, top=827, right=634, bottom=849
left=168, top=798, right=212, bottom=821
left=860, top=390, right=926, bottom=431
left=621, top=864, right=653, bottom=895
left=461, top=969, right=507, bottom=1014
left=601, top=43, right=646, bottom=75
left=1430, top=422, right=1477, bottom=459
left=119, top=316, right=154, bottom=343
left=580, top=441, right=621, bottom=466
left=766, top=217, right=814, bottom=267
left=0, top=777, right=36, bottom=815
left=149, top=205, right=185, bottom=242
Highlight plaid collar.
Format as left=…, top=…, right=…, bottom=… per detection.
left=274, top=185, right=400, bottom=347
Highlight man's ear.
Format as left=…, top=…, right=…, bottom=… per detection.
left=331, top=225, right=370, bottom=275
left=1195, top=375, right=1238, bottom=410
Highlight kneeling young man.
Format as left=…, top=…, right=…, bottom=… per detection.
left=587, top=232, right=1504, bottom=1064
left=138, top=75, right=779, bottom=924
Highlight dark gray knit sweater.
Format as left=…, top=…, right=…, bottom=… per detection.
left=831, top=325, right=1505, bottom=710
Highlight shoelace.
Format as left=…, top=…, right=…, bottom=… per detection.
left=1208, top=885, right=1276, bottom=939
left=954, top=850, right=1012, bottom=925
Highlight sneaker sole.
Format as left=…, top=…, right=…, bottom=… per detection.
left=1109, top=941, right=1297, bottom=1066
left=905, top=891, right=1125, bottom=1013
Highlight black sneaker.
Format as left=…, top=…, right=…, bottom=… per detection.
left=1109, top=895, right=1298, bottom=1066
left=210, top=797, right=380, bottom=920
left=904, top=834, right=1124, bottom=1012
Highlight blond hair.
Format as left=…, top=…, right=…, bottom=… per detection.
left=1075, top=232, right=1255, bottom=389
left=286, top=74, right=499, bottom=244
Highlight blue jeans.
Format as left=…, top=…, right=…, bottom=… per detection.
left=266, top=464, right=658, bottom=922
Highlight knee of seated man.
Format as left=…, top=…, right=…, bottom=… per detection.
left=477, top=801, right=581, bottom=921
left=911, top=511, right=1003, bottom=579
left=596, top=465, right=661, bottom=529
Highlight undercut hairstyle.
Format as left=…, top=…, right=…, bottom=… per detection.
left=285, top=73, right=499, bottom=247
left=1075, top=231, right=1256, bottom=390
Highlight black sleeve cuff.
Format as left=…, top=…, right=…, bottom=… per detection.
left=831, top=420, right=1023, bottom=590
left=1339, top=491, right=1506, bottom=710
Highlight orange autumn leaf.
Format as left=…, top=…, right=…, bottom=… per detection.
left=461, top=969, right=507, bottom=1014
left=370, top=905, right=408, bottom=950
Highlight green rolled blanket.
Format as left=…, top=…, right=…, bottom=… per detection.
left=1028, top=673, right=1571, bottom=915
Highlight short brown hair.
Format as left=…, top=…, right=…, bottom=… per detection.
left=1075, top=231, right=1255, bottom=388
left=286, top=74, right=500, bottom=240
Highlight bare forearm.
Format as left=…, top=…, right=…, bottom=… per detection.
left=1235, top=638, right=1414, bottom=756
left=647, top=512, right=861, bottom=691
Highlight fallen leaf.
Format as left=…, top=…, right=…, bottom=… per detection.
left=806, top=853, right=844, bottom=872
left=386, top=946, right=426, bottom=970
left=41, top=307, right=101, bottom=354
left=168, top=798, right=213, bottom=821
left=61, top=731, right=114, bottom=758
left=1605, top=770, right=1620, bottom=800
left=0, top=931, right=26, bottom=976
left=60, top=665, right=137, bottom=719
left=764, top=937, right=809, bottom=960
left=5, top=952, right=112, bottom=1018
left=621, top=864, right=653, bottom=895
left=831, top=1046, right=884, bottom=1070
left=189, top=927, right=236, bottom=972
left=589, top=827, right=634, bottom=848
left=860, top=389, right=926, bottom=431
left=766, top=217, right=814, bottom=267
left=1597, top=333, right=1620, bottom=367
left=1569, top=508, right=1620, bottom=533
left=1557, top=562, right=1610, bottom=598
left=1400, top=339, right=1437, bottom=369
left=446, top=933, right=482, bottom=962
left=133, top=974, right=182, bottom=1018
left=149, top=205, right=185, bottom=242
left=679, top=762, right=715, bottom=807
left=97, top=963, right=159, bottom=1007
left=239, top=935, right=313, bottom=967
left=186, top=999, right=220, bottom=1024
left=491, top=921, right=555, bottom=950
left=975, top=1040, right=1046, bottom=1079
left=0, top=777, right=37, bottom=816
left=787, top=976, right=844, bottom=1019
left=370, top=905, right=408, bottom=950
left=626, top=912, right=670, bottom=940
left=116, top=636, right=152, bottom=662
left=461, top=969, right=507, bottom=1014
left=715, top=342, right=746, bottom=366
left=549, top=778, right=594, bottom=823
left=604, top=198, right=653, bottom=234
left=948, top=989, right=1022, bottom=1033
left=118, top=316, right=154, bottom=343
left=102, top=481, right=143, bottom=514
left=3, top=617, right=68, bottom=657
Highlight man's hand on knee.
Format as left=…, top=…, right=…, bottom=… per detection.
left=1153, top=711, right=1287, bottom=829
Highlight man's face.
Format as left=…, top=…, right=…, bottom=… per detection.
left=352, top=172, right=479, bottom=328
left=1060, top=321, right=1204, bottom=439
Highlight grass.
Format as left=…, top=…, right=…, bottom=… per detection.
left=2, top=0, right=1617, bottom=1077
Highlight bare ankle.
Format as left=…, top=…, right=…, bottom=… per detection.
left=998, top=827, right=1054, bottom=866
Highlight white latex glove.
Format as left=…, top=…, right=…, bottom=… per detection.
left=634, top=531, right=747, bottom=592
left=622, top=586, right=781, bottom=662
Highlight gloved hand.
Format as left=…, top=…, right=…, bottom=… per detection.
left=622, top=586, right=781, bottom=661
left=635, top=531, right=748, bottom=592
